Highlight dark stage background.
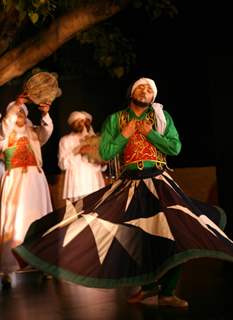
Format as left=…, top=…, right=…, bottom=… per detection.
left=0, top=1, right=232, bottom=232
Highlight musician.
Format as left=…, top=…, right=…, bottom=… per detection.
left=0, top=96, right=53, bottom=287
left=58, top=111, right=105, bottom=203
left=0, top=151, right=5, bottom=182
left=0, top=113, right=5, bottom=182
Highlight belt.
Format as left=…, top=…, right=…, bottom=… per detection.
left=124, top=160, right=166, bottom=171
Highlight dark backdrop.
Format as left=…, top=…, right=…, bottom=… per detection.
left=0, top=0, right=232, bottom=231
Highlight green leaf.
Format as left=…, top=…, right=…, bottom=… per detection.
left=28, top=11, right=39, bottom=24
left=3, top=0, right=13, bottom=11
left=15, top=0, right=26, bottom=12
left=112, top=66, right=124, bottom=78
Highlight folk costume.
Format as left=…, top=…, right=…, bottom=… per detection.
left=0, top=114, right=5, bottom=182
left=0, top=101, right=53, bottom=274
left=58, top=111, right=105, bottom=202
left=13, top=79, right=233, bottom=299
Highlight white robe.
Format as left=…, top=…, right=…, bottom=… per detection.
left=58, top=131, right=105, bottom=202
left=0, top=105, right=53, bottom=273
left=0, top=126, right=5, bottom=183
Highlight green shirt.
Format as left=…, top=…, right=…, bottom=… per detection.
left=99, top=106, right=181, bottom=163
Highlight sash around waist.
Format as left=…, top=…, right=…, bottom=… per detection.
left=123, top=159, right=166, bottom=171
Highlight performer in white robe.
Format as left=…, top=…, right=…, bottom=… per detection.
left=58, top=111, right=105, bottom=202
left=0, top=98, right=53, bottom=284
left=0, top=118, right=5, bottom=182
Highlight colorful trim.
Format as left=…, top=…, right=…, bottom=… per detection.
left=13, top=246, right=233, bottom=289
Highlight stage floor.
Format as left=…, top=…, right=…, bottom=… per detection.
left=1, top=259, right=233, bottom=320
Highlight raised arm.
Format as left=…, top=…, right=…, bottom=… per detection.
left=34, top=113, right=53, bottom=146
left=34, top=103, right=53, bottom=146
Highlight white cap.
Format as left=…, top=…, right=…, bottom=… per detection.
left=131, top=77, right=157, bottom=103
left=81, top=111, right=92, bottom=122
left=67, top=111, right=86, bottom=126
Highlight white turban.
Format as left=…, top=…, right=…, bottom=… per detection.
left=67, top=111, right=86, bottom=126
left=6, top=101, right=29, bottom=117
left=81, top=111, right=92, bottom=122
left=131, top=77, right=157, bottom=103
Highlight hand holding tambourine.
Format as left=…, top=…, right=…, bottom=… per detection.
left=17, top=71, right=62, bottom=108
left=79, top=135, right=107, bottom=165
left=38, top=102, right=51, bottom=115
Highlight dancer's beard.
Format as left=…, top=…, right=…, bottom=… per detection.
left=131, top=97, right=150, bottom=108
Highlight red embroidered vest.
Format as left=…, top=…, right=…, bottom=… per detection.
left=4, top=134, right=37, bottom=171
left=119, top=110, right=166, bottom=170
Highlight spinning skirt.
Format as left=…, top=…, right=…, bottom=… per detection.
left=13, top=169, right=233, bottom=288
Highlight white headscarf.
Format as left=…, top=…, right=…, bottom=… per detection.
left=151, top=103, right=167, bottom=135
left=81, top=111, right=92, bottom=122
left=6, top=101, right=29, bottom=117
left=131, top=77, right=158, bottom=103
left=67, top=111, right=86, bottom=126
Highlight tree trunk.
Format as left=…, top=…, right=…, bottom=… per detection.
left=0, top=0, right=131, bottom=86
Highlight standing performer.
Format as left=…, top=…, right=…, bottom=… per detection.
left=58, top=111, right=105, bottom=202
left=0, top=96, right=53, bottom=287
left=13, top=78, right=233, bottom=309
left=0, top=113, right=5, bottom=182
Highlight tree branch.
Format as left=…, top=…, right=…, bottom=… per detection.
left=0, top=0, right=132, bottom=86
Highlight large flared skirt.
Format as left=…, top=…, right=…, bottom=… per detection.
left=13, top=171, right=233, bottom=288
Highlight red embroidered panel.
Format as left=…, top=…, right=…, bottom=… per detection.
left=124, top=132, right=158, bottom=164
left=10, top=137, right=37, bottom=169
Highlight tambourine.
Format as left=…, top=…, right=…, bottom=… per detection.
left=79, top=135, right=106, bottom=165
left=22, top=71, right=62, bottom=105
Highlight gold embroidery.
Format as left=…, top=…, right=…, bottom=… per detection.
left=119, top=110, right=167, bottom=170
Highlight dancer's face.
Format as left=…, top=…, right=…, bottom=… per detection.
left=71, top=119, right=85, bottom=133
left=16, top=109, right=27, bottom=127
left=84, top=119, right=91, bottom=132
left=131, top=84, right=154, bottom=107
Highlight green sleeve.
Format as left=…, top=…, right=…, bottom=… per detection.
left=99, top=112, right=128, bottom=161
left=146, top=110, right=181, bottom=156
